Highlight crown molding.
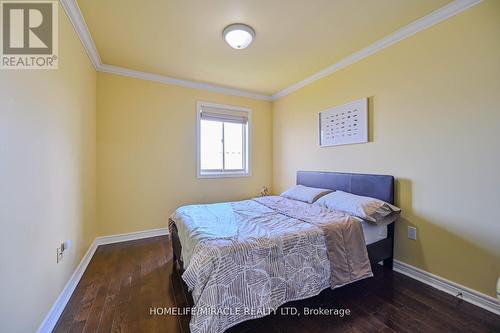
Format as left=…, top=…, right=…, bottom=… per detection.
left=99, top=64, right=272, bottom=101
left=59, top=0, right=101, bottom=69
left=271, top=0, right=483, bottom=100
left=59, top=0, right=271, bottom=101
left=60, top=0, right=482, bottom=102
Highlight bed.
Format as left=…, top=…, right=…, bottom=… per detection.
left=169, top=171, right=396, bottom=333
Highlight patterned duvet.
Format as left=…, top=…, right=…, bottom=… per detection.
left=169, top=196, right=372, bottom=333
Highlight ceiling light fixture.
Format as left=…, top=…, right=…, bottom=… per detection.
left=223, top=23, right=255, bottom=50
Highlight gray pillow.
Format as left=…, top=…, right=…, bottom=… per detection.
left=315, top=190, right=401, bottom=224
left=280, top=185, right=332, bottom=203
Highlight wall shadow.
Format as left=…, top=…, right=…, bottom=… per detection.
left=394, top=178, right=500, bottom=297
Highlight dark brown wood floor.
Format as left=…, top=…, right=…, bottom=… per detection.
left=54, top=236, right=500, bottom=333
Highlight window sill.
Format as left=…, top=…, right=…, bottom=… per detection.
left=197, top=171, right=251, bottom=179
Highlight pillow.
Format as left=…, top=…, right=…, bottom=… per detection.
left=280, top=185, right=333, bottom=204
left=315, top=190, right=401, bottom=224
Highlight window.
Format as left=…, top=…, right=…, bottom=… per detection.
left=197, top=102, right=251, bottom=178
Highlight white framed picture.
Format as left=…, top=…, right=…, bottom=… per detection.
left=319, top=98, right=368, bottom=147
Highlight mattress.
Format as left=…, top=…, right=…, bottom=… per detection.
left=171, top=199, right=387, bottom=268
left=360, top=219, right=387, bottom=245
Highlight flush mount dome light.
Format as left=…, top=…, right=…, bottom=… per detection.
left=223, top=23, right=255, bottom=50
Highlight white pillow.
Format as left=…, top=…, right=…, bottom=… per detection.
left=315, top=190, right=401, bottom=224
left=280, top=185, right=332, bottom=204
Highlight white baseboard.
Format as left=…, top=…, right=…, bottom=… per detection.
left=95, top=227, right=169, bottom=246
left=36, top=240, right=98, bottom=333
left=36, top=227, right=169, bottom=333
left=393, top=259, right=500, bottom=316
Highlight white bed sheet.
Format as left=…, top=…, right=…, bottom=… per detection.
left=360, top=220, right=387, bottom=245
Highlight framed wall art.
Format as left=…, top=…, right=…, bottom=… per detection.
left=319, top=98, right=368, bottom=147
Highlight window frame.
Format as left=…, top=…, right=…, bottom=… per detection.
left=196, top=101, right=252, bottom=178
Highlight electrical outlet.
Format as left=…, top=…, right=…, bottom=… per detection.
left=57, top=240, right=72, bottom=263
left=408, top=226, right=417, bottom=240
left=56, top=246, right=63, bottom=263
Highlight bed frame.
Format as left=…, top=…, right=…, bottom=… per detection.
left=170, top=171, right=395, bottom=305
left=294, top=171, right=395, bottom=269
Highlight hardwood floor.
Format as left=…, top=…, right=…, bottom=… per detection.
left=54, top=236, right=500, bottom=333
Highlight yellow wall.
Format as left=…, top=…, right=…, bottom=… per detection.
left=96, top=72, right=272, bottom=236
left=0, top=4, right=96, bottom=333
left=272, top=1, right=500, bottom=297
left=1, top=2, right=498, bottom=332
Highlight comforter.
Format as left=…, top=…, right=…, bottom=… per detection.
left=169, top=196, right=372, bottom=333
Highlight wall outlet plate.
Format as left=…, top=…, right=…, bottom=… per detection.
left=57, top=240, right=72, bottom=263
left=408, top=226, right=417, bottom=240
left=56, top=246, right=63, bottom=263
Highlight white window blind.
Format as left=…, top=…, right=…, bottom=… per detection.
left=200, top=106, right=249, bottom=124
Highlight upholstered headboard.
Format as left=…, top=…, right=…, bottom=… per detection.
left=296, top=171, right=394, bottom=204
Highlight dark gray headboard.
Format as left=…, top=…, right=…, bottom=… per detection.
left=297, top=171, right=394, bottom=204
